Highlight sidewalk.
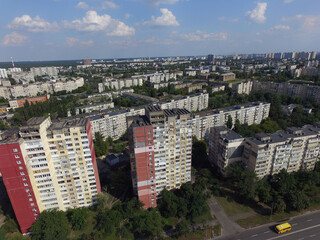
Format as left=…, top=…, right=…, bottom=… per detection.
left=207, top=197, right=244, bottom=236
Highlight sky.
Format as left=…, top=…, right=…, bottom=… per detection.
left=0, top=0, right=320, bottom=61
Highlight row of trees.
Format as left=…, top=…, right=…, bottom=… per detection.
left=227, top=162, right=320, bottom=213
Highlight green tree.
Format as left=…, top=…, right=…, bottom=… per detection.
left=70, top=106, right=76, bottom=116
left=273, top=196, right=286, bottom=213
left=131, top=209, right=163, bottom=239
left=67, top=208, right=89, bottom=230
left=31, top=210, right=70, bottom=240
left=158, top=189, right=178, bottom=218
left=175, top=219, right=189, bottom=237
left=286, top=191, right=310, bottom=211
left=256, top=179, right=272, bottom=204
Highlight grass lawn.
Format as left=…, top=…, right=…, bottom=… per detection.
left=215, top=196, right=254, bottom=217
left=174, top=227, right=213, bottom=240
left=213, top=224, right=221, bottom=236
left=236, top=201, right=320, bottom=229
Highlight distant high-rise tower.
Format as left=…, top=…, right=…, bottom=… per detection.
left=83, top=59, right=91, bottom=66
left=0, top=116, right=100, bottom=234
left=207, top=54, right=215, bottom=63
left=128, top=106, right=192, bottom=208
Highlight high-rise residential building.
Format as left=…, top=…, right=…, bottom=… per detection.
left=0, top=69, right=8, bottom=79
left=83, top=59, right=91, bottom=66
left=128, top=106, right=192, bottom=208
left=207, top=54, right=215, bottom=63
left=0, top=116, right=100, bottom=234
left=31, top=67, right=58, bottom=77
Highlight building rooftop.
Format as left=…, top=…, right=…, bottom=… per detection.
left=163, top=108, right=190, bottom=117
left=129, top=115, right=151, bottom=128
left=50, top=118, right=88, bottom=130
left=23, top=116, right=50, bottom=127
left=214, top=126, right=244, bottom=142
left=248, top=124, right=320, bottom=145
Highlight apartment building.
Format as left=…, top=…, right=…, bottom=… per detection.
left=128, top=106, right=192, bottom=208
left=193, top=102, right=270, bottom=140
left=31, top=67, right=58, bottom=77
left=209, top=126, right=244, bottom=175
left=209, top=124, right=320, bottom=178
left=252, top=81, right=320, bottom=104
left=9, top=95, right=50, bottom=108
left=160, top=93, right=209, bottom=113
left=0, top=69, right=8, bottom=79
left=232, top=81, right=253, bottom=95
left=89, top=93, right=209, bottom=140
left=0, top=78, right=84, bottom=99
left=244, top=125, right=320, bottom=178
left=219, top=73, right=236, bottom=81
left=0, top=116, right=100, bottom=234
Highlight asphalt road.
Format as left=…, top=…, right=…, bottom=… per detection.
left=218, top=210, right=320, bottom=240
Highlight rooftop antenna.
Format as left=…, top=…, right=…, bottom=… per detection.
left=11, top=57, right=15, bottom=68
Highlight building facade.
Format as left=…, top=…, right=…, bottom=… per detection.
left=209, top=124, right=320, bottom=178
left=0, top=116, right=101, bottom=234
left=193, top=102, right=270, bottom=140
left=128, top=106, right=192, bottom=208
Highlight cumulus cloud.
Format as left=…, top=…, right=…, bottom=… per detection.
left=180, top=31, right=228, bottom=41
left=76, top=2, right=89, bottom=9
left=143, top=8, right=179, bottom=26
left=65, top=37, right=94, bottom=47
left=99, top=1, right=118, bottom=9
left=8, top=15, right=59, bottom=32
left=282, top=14, right=320, bottom=32
left=62, top=11, right=135, bottom=36
left=246, top=2, right=267, bottom=24
left=1, top=32, right=28, bottom=46
left=271, top=25, right=290, bottom=30
left=137, top=0, right=180, bottom=6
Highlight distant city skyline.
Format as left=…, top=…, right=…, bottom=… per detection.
left=1, top=0, right=320, bottom=61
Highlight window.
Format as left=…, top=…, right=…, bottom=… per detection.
left=29, top=198, right=33, bottom=202
left=16, top=161, right=21, bottom=164
left=13, top=148, right=18, bottom=152
left=19, top=166, right=23, bottom=170
left=24, top=183, right=29, bottom=186
left=31, top=203, right=35, bottom=206
left=149, top=152, right=152, bottom=155
left=22, top=177, right=27, bottom=181
left=15, top=155, right=20, bottom=159
left=148, top=131, right=151, bottom=134
left=20, top=172, right=25, bottom=176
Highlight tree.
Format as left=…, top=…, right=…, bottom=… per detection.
left=192, top=137, right=208, bottom=168
left=94, top=132, right=108, bottom=157
left=131, top=209, right=163, bottom=239
left=31, top=210, right=70, bottom=240
left=273, top=196, right=286, bottom=213
left=256, top=179, right=272, bottom=204
left=226, top=115, right=233, bottom=129
left=67, top=208, right=89, bottom=230
left=233, top=119, right=241, bottom=132
left=70, top=106, right=76, bottom=116
left=158, top=189, right=178, bottom=218
left=286, top=191, right=310, bottom=211
left=175, top=219, right=189, bottom=237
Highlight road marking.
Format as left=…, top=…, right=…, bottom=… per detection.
left=307, top=219, right=313, bottom=222
left=264, top=231, right=270, bottom=233
left=251, top=234, right=258, bottom=237
left=266, top=223, right=320, bottom=240
left=310, top=235, right=316, bottom=237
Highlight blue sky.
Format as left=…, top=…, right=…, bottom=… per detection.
left=0, top=0, right=319, bottom=61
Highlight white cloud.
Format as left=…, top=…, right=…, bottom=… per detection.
left=1, top=32, right=28, bottom=46
left=180, top=31, right=228, bottom=41
left=284, top=0, right=294, bottom=3
left=99, top=1, right=118, bottom=9
left=65, top=37, right=93, bottom=47
left=8, top=15, right=59, bottom=32
left=271, top=25, right=290, bottom=30
left=246, top=2, right=267, bottom=24
left=143, top=8, right=179, bottom=27
left=139, top=0, right=180, bottom=6
left=76, top=2, right=89, bottom=9
left=282, top=14, right=320, bottom=32
left=125, top=13, right=131, bottom=19
left=218, top=16, right=225, bottom=21
left=62, top=11, right=135, bottom=36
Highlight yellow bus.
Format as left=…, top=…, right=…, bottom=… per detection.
left=275, top=222, right=292, bottom=234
